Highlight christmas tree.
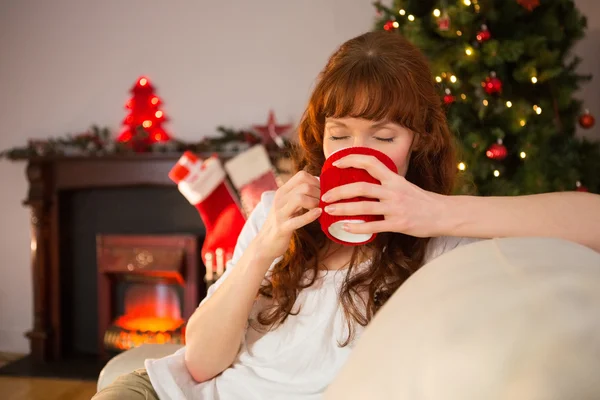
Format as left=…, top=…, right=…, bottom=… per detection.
left=117, top=76, right=171, bottom=151
left=374, top=0, right=599, bottom=195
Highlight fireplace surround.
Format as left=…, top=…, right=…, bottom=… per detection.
left=22, top=153, right=220, bottom=361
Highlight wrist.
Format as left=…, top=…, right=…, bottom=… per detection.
left=437, top=194, right=471, bottom=237
left=247, top=237, right=280, bottom=267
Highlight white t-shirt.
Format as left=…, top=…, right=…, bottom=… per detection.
left=145, top=191, right=480, bottom=400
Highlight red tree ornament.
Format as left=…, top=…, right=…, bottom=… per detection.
left=437, top=12, right=450, bottom=31
left=576, top=181, right=589, bottom=192
left=483, top=72, right=502, bottom=95
left=443, top=88, right=455, bottom=105
left=117, top=76, right=171, bottom=151
left=486, top=139, right=508, bottom=160
left=517, top=0, right=540, bottom=12
left=383, top=20, right=395, bottom=31
left=476, top=25, right=491, bottom=42
left=578, top=109, right=595, bottom=129
left=252, top=110, right=292, bottom=149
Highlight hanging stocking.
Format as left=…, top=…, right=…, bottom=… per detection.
left=224, top=145, right=280, bottom=217
left=169, top=151, right=246, bottom=283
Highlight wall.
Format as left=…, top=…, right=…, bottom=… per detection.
left=0, top=0, right=598, bottom=353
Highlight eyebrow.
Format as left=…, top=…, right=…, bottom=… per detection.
left=325, top=120, right=393, bottom=130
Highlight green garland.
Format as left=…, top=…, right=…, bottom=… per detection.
left=0, top=125, right=291, bottom=160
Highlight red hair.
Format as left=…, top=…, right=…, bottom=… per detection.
left=257, top=31, right=458, bottom=344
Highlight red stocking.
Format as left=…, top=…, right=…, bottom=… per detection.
left=169, top=151, right=246, bottom=282
left=224, top=145, right=280, bottom=217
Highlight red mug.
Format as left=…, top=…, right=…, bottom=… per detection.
left=319, top=147, right=398, bottom=246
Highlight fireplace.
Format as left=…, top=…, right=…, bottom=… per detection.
left=21, top=154, right=220, bottom=361
left=97, top=234, right=198, bottom=356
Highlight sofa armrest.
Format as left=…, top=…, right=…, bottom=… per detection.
left=97, top=343, right=184, bottom=392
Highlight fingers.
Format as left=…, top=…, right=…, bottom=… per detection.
left=279, top=170, right=320, bottom=197
left=333, top=154, right=397, bottom=183
left=321, top=182, right=390, bottom=203
left=323, top=200, right=387, bottom=217
left=341, top=219, right=390, bottom=235
left=280, top=193, right=320, bottom=218
left=285, top=207, right=322, bottom=231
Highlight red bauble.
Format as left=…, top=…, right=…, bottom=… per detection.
left=383, top=20, right=395, bottom=31
left=576, top=181, right=589, bottom=192
left=486, top=141, right=507, bottom=160
left=476, top=25, right=491, bottom=42
left=579, top=110, right=595, bottom=129
left=443, top=89, right=455, bottom=105
left=517, top=0, right=540, bottom=12
left=483, top=74, right=502, bottom=95
left=437, top=13, right=450, bottom=31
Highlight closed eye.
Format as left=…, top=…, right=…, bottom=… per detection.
left=375, top=137, right=395, bottom=143
left=329, top=136, right=349, bottom=141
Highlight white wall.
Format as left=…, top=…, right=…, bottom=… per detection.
left=0, top=0, right=598, bottom=354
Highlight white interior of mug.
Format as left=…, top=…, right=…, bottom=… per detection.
left=328, top=219, right=373, bottom=243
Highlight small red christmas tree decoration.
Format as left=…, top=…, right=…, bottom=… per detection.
left=117, top=76, right=171, bottom=151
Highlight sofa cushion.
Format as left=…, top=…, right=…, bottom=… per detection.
left=325, top=237, right=600, bottom=400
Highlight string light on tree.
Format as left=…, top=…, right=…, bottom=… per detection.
left=407, top=14, right=415, bottom=21
left=458, top=162, right=467, bottom=171
left=456, top=30, right=463, bottom=36
left=486, top=139, right=508, bottom=160
left=465, top=46, right=474, bottom=56
left=520, top=151, right=527, bottom=159
left=531, top=76, right=538, bottom=84
left=450, top=75, right=457, bottom=83
left=493, top=170, right=501, bottom=177
left=461, top=93, right=467, bottom=100
left=579, top=109, right=595, bottom=129
left=399, top=9, right=406, bottom=15
left=392, top=21, right=399, bottom=28
left=435, top=76, right=442, bottom=83
left=482, top=99, right=489, bottom=106
left=533, top=105, right=542, bottom=115
left=433, top=8, right=441, bottom=17
left=506, top=101, right=513, bottom=108
left=520, top=119, right=527, bottom=127
left=463, top=0, right=472, bottom=5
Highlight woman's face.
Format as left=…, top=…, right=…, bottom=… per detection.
left=323, top=117, right=415, bottom=175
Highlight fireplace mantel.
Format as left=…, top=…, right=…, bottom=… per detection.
left=22, top=153, right=215, bottom=361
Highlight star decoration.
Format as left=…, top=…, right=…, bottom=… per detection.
left=252, top=110, right=291, bottom=148
left=517, top=0, right=540, bottom=12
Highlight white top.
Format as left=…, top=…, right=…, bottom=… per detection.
left=145, top=191, right=480, bottom=400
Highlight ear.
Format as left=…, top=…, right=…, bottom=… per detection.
left=410, top=131, right=420, bottom=152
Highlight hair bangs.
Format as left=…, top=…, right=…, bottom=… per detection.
left=319, top=60, right=424, bottom=132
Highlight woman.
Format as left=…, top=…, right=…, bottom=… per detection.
left=94, top=31, right=600, bottom=400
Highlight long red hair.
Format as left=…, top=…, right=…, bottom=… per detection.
left=257, top=31, right=458, bottom=344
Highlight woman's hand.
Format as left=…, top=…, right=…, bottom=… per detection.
left=320, top=154, right=448, bottom=238
left=256, top=171, right=322, bottom=260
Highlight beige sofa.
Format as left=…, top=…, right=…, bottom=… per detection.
left=98, top=237, right=600, bottom=399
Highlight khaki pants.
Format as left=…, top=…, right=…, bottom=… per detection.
left=92, top=369, right=159, bottom=400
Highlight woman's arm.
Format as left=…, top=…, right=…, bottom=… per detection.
left=184, top=239, right=275, bottom=383
left=184, top=171, right=322, bottom=383
left=320, top=154, right=600, bottom=252
left=443, top=191, right=600, bottom=252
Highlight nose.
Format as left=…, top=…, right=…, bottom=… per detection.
left=352, top=136, right=369, bottom=148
